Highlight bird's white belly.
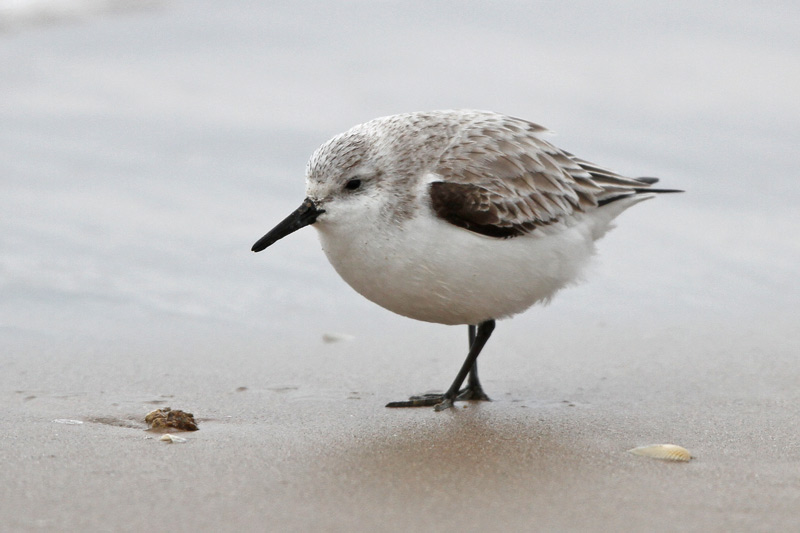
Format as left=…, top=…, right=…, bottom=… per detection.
left=316, top=211, right=602, bottom=325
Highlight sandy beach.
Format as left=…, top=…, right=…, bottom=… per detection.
left=5, top=317, right=800, bottom=531
left=2, top=1, right=799, bottom=531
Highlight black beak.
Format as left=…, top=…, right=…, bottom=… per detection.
left=251, top=198, right=324, bottom=252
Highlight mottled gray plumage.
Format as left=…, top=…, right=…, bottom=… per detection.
left=254, top=109, right=681, bottom=410
left=307, top=110, right=673, bottom=238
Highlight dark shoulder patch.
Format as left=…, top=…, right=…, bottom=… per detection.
left=428, top=182, right=532, bottom=238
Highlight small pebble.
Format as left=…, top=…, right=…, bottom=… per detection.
left=145, top=407, right=198, bottom=431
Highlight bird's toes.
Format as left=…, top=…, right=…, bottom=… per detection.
left=456, top=387, right=491, bottom=402
left=385, top=394, right=443, bottom=408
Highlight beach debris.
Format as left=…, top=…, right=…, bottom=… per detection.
left=53, top=419, right=84, bottom=425
left=322, top=332, right=355, bottom=344
left=145, top=407, right=198, bottom=432
left=160, top=433, right=187, bottom=444
left=628, top=444, right=692, bottom=462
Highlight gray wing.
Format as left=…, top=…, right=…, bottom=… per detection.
left=429, top=114, right=658, bottom=238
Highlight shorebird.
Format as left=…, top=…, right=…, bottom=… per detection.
left=252, top=110, right=681, bottom=410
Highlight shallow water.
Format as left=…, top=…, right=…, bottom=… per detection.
left=2, top=0, right=797, bottom=347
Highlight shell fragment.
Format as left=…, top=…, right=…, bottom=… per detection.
left=629, top=444, right=691, bottom=462
left=160, top=433, right=187, bottom=443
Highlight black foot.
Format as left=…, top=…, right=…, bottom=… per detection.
left=456, top=384, right=491, bottom=402
left=386, top=393, right=448, bottom=409
left=386, top=320, right=496, bottom=412
left=385, top=387, right=491, bottom=410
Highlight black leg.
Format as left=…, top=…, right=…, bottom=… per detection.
left=455, top=324, right=491, bottom=401
left=386, top=319, right=495, bottom=410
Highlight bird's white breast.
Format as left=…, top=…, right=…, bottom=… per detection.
left=314, top=203, right=625, bottom=326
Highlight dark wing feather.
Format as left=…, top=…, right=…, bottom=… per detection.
left=429, top=182, right=535, bottom=238
left=429, top=114, right=661, bottom=237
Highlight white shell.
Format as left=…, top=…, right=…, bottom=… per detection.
left=629, top=444, right=691, bottom=462
left=52, top=419, right=83, bottom=425
left=160, top=433, right=187, bottom=443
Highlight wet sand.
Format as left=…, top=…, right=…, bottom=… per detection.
left=4, top=313, right=800, bottom=531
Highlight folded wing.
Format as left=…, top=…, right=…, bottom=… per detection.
left=429, top=114, right=671, bottom=238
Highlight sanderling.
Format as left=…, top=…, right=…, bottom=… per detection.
left=252, top=110, right=681, bottom=411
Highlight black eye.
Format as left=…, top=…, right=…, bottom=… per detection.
left=344, top=178, right=362, bottom=191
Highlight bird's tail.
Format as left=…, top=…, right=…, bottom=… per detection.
left=598, top=177, right=683, bottom=207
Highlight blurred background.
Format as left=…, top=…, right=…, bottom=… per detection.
left=1, top=0, right=798, bottom=388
